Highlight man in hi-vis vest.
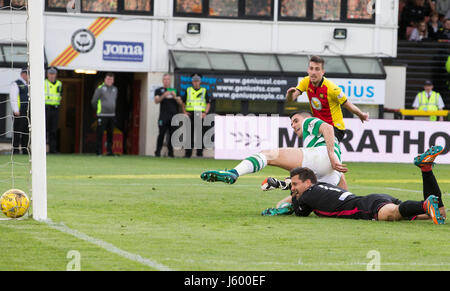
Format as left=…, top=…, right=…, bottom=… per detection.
left=9, top=67, right=29, bottom=154
left=412, top=80, right=445, bottom=121
left=45, top=67, right=62, bottom=153
left=181, top=73, right=211, bottom=158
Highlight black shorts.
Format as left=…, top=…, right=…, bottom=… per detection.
left=356, top=194, right=402, bottom=220
left=333, top=127, right=346, bottom=143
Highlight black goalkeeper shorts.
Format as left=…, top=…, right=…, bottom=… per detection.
left=357, top=194, right=402, bottom=220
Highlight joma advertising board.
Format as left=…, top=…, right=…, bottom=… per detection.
left=45, top=15, right=150, bottom=72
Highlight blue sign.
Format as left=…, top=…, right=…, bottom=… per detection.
left=103, top=41, right=144, bottom=62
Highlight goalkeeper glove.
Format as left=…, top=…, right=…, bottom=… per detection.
left=261, top=203, right=294, bottom=216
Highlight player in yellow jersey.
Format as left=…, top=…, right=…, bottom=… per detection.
left=286, top=55, right=369, bottom=142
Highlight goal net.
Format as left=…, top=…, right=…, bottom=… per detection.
left=0, top=0, right=47, bottom=220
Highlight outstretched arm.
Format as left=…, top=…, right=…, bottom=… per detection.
left=319, top=122, right=348, bottom=173
left=342, top=100, right=369, bottom=123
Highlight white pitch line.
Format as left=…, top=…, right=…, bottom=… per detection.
left=44, top=219, right=173, bottom=271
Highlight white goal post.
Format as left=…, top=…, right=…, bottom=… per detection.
left=27, top=0, right=47, bottom=221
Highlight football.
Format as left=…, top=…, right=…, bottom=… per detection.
left=0, top=189, right=30, bottom=218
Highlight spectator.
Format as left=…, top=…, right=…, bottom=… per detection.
left=412, top=80, right=445, bottom=121
left=437, top=18, right=450, bottom=39
left=409, top=20, right=429, bottom=40
left=154, top=73, right=182, bottom=157
left=91, top=73, right=118, bottom=156
left=436, top=0, right=450, bottom=18
left=399, top=0, right=431, bottom=39
left=428, top=11, right=443, bottom=39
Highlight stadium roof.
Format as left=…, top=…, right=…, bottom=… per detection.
left=170, top=50, right=386, bottom=79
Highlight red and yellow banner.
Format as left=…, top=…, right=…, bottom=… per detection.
left=50, top=17, right=116, bottom=67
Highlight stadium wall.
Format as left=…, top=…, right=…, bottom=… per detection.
left=0, top=1, right=400, bottom=156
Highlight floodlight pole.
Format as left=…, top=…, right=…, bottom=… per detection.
left=28, top=0, right=47, bottom=221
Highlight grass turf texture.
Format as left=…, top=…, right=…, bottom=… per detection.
left=0, top=154, right=448, bottom=271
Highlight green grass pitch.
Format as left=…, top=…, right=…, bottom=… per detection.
left=0, top=154, right=448, bottom=271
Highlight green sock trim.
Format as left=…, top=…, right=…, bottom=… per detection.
left=245, top=156, right=260, bottom=172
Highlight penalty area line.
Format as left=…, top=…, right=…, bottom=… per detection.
left=44, top=219, right=173, bottom=271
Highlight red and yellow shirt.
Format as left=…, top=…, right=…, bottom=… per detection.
left=296, top=76, right=347, bottom=130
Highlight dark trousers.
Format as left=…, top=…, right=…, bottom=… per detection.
left=13, top=115, right=29, bottom=154
left=184, top=111, right=204, bottom=158
left=96, top=116, right=115, bottom=155
left=155, top=118, right=175, bottom=157
left=45, top=105, right=59, bottom=153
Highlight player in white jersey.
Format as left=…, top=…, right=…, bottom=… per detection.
left=201, top=111, right=348, bottom=189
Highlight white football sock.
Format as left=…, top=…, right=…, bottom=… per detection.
left=233, top=153, right=268, bottom=176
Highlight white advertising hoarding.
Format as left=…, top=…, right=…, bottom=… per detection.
left=328, top=78, right=385, bottom=105
left=214, top=116, right=450, bottom=164
left=45, top=15, right=151, bottom=72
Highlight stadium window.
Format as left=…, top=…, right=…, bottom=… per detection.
left=209, top=0, right=238, bottom=17
left=244, top=0, right=273, bottom=18
left=82, top=0, right=118, bottom=13
left=207, top=52, right=247, bottom=71
left=278, top=0, right=375, bottom=23
left=0, top=43, right=28, bottom=68
left=175, top=0, right=203, bottom=15
left=277, top=55, right=309, bottom=72
left=174, top=0, right=274, bottom=20
left=279, top=0, right=307, bottom=18
left=171, top=51, right=211, bottom=70
left=45, top=0, right=153, bottom=15
left=346, top=0, right=373, bottom=20
left=0, top=0, right=27, bottom=9
left=46, top=0, right=69, bottom=9
left=344, top=57, right=383, bottom=75
left=242, top=53, right=281, bottom=72
left=313, top=0, right=341, bottom=21
left=2, top=45, right=28, bottom=64
left=123, top=0, right=152, bottom=14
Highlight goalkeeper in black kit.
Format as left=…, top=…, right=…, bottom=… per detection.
left=262, top=146, right=446, bottom=225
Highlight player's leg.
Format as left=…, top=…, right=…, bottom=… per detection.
left=155, top=119, right=167, bottom=157
left=105, top=117, right=114, bottom=155
left=96, top=117, right=105, bottom=155
left=377, top=195, right=444, bottom=224
left=21, top=117, right=29, bottom=155
left=414, top=145, right=446, bottom=218
left=201, top=148, right=303, bottom=185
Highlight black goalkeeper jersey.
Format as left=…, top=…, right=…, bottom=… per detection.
left=291, top=183, right=401, bottom=220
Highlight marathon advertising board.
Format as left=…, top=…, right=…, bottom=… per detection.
left=214, top=116, right=450, bottom=164
left=45, top=15, right=151, bottom=72
left=176, top=73, right=385, bottom=104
